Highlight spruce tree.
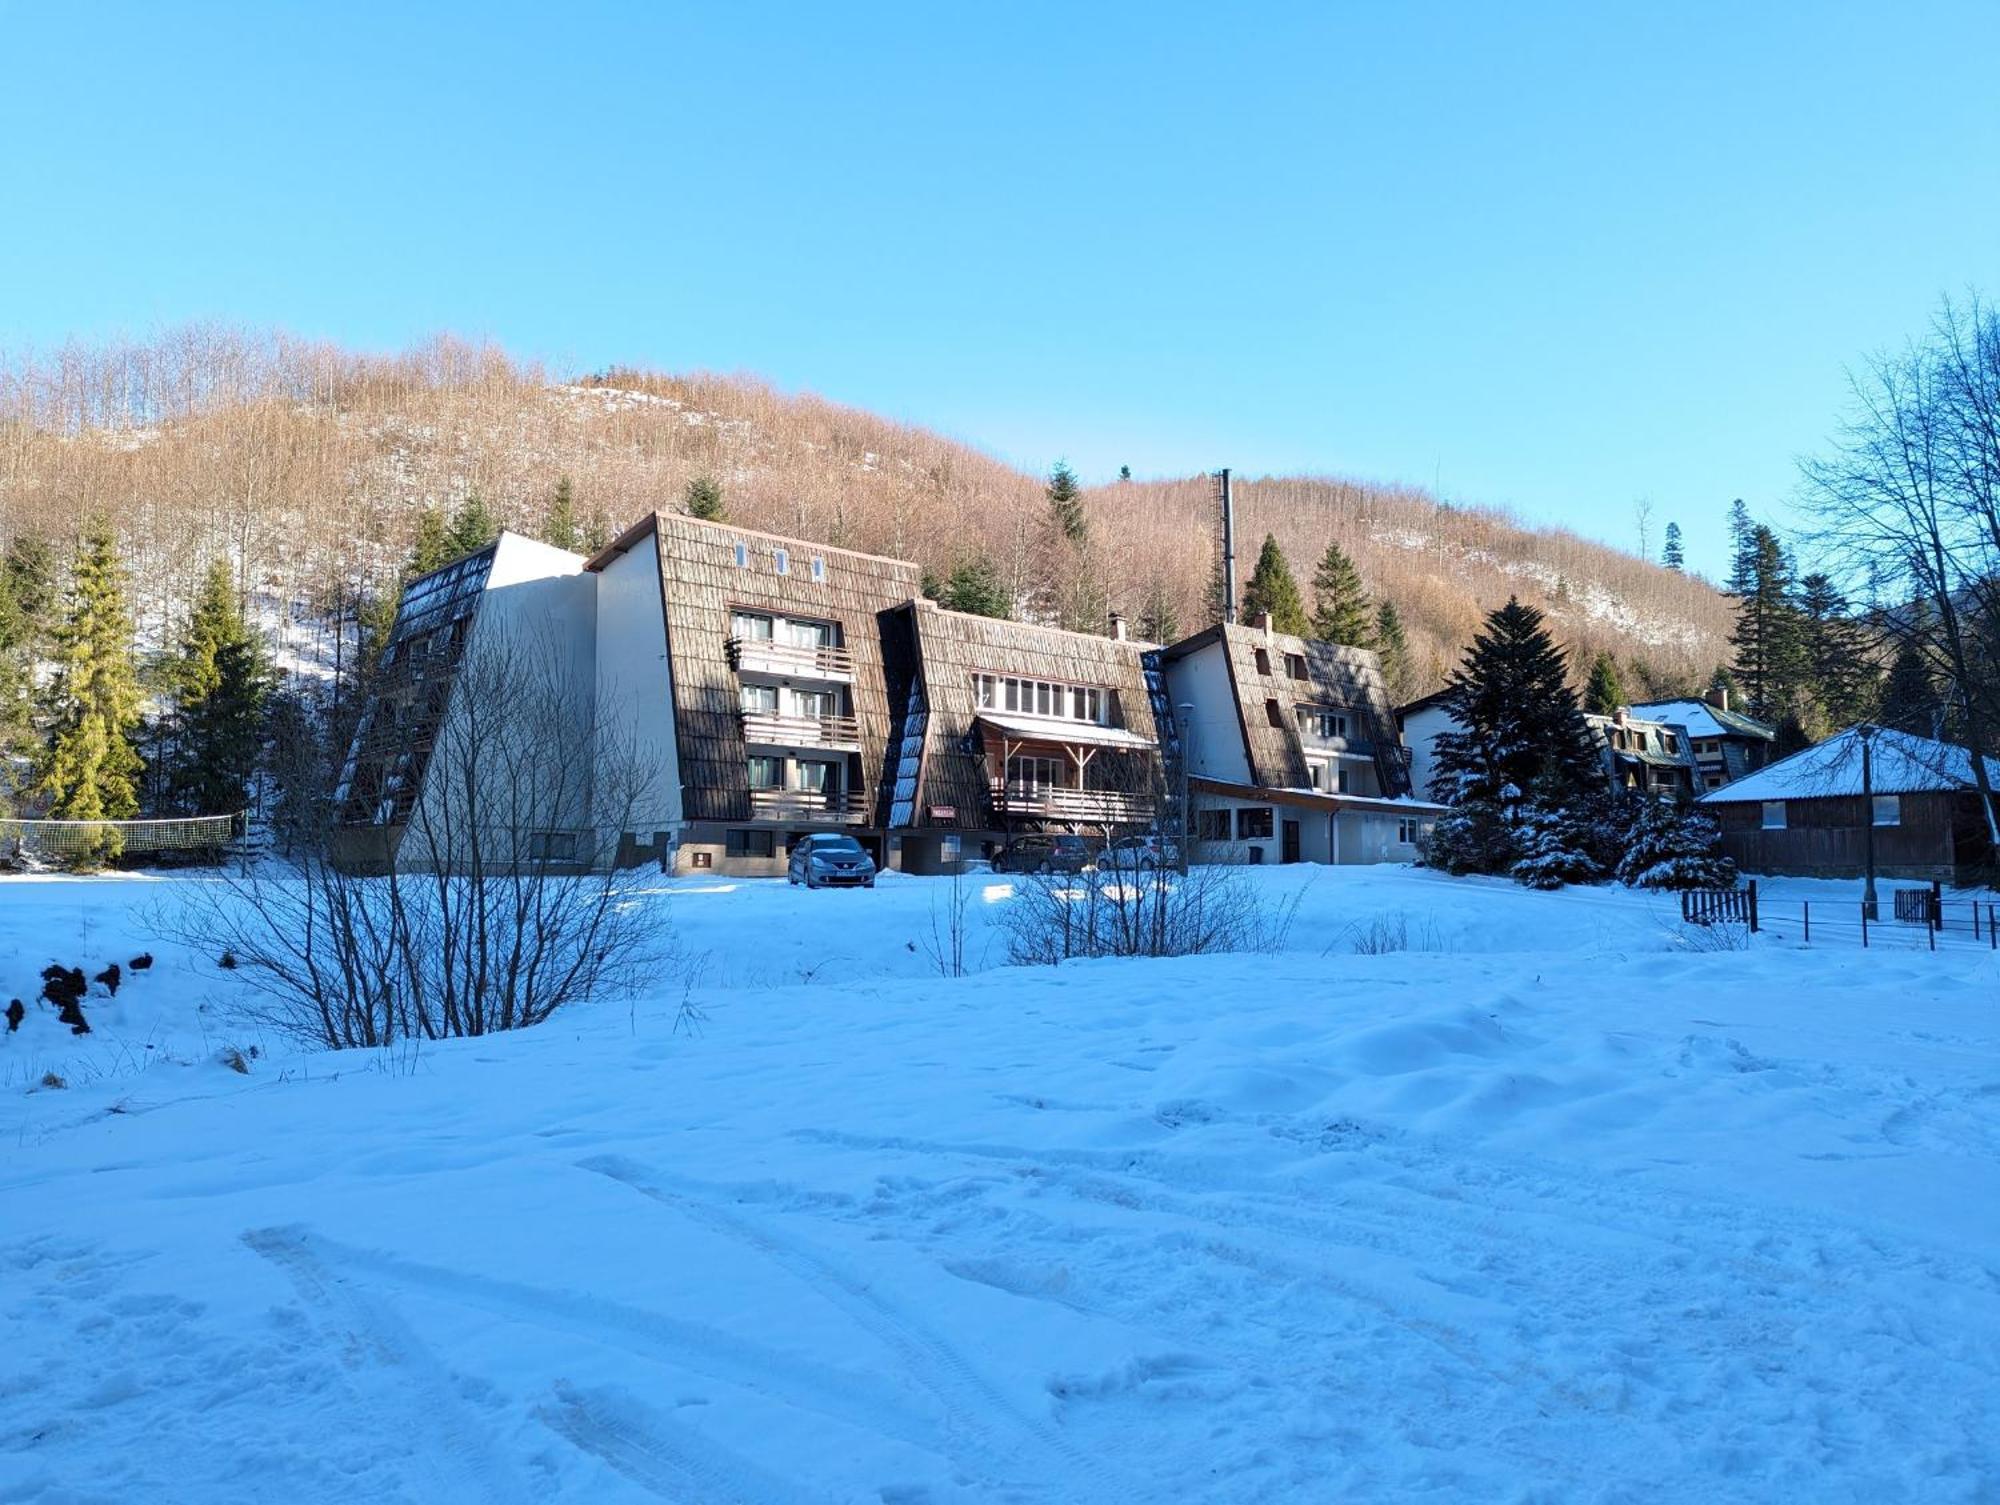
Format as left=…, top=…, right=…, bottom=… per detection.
left=168, top=560, right=271, bottom=815
left=1662, top=521, right=1685, bottom=571
left=0, top=565, right=34, bottom=806
left=1879, top=643, right=1941, bottom=737
left=1725, top=498, right=1755, bottom=593
left=1795, top=572, right=1872, bottom=729
left=1728, top=525, right=1806, bottom=721
left=444, top=492, right=500, bottom=558
left=685, top=475, right=725, bottom=521
left=33, top=520, right=144, bottom=858
left=1374, top=601, right=1411, bottom=696
left=1240, top=535, right=1310, bottom=636
left=409, top=507, right=452, bottom=577
left=1309, top=540, right=1373, bottom=645
left=940, top=557, right=1010, bottom=618
left=1137, top=581, right=1181, bottom=646
left=1584, top=651, right=1625, bottom=715
left=582, top=507, right=611, bottom=554
left=1117, top=464, right=1132, bottom=481
left=3, top=533, right=56, bottom=641
left=544, top=476, right=582, bottom=551
left=1429, top=597, right=1600, bottom=806
left=1046, top=461, right=1086, bottom=544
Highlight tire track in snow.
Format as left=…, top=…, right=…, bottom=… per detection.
left=300, top=1235, right=934, bottom=1448
left=243, top=1226, right=530, bottom=1505
left=537, top=1380, right=831, bottom=1504
left=579, top=1153, right=1140, bottom=1502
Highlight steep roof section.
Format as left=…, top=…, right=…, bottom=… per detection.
left=897, top=602, right=1162, bottom=826
left=1700, top=726, right=2000, bottom=804
left=1166, top=622, right=1403, bottom=793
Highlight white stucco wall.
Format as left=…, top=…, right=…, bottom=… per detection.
left=1401, top=703, right=1460, bottom=804
left=593, top=530, right=683, bottom=853
left=1164, top=640, right=1253, bottom=784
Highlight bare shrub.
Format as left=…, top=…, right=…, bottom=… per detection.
left=1671, top=920, right=1753, bottom=953
left=921, top=858, right=975, bottom=978
left=1342, top=911, right=1454, bottom=956
left=169, top=629, right=671, bottom=1047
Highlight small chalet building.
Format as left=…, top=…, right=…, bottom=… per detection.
left=881, top=602, right=1163, bottom=872
left=1585, top=709, right=1699, bottom=798
left=1628, top=692, right=1775, bottom=790
left=1699, top=725, right=2000, bottom=882
left=1161, top=617, right=1443, bottom=864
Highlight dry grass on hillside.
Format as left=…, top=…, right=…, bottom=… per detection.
left=0, top=326, right=1731, bottom=696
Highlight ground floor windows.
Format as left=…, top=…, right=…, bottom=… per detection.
left=726, top=829, right=776, bottom=858
left=1194, top=809, right=1232, bottom=841
left=1236, top=806, right=1274, bottom=840
left=1397, top=817, right=1421, bottom=845
left=1761, top=801, right=1787, bottom=830
left=1872, top=795, right=1902, bottom=827
left=527, top=831, right=579, bottom=861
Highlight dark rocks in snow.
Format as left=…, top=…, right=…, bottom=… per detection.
left=5, top=999, right=22, bottom=1033
left=39, top=965, right=90, bottom=1035
left=94, top=963, right=122, bottom=996
left=128, top=953, right=154, bottom=971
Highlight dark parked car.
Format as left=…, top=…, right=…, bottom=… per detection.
left=1094, top=834, right=1181, bottom=872
left=992, top=834, right=1093, bottom=874
left=787, top=833, right=877, bottom=888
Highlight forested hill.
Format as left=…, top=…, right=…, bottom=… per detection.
left=0, top=327, right=1732, bottom=698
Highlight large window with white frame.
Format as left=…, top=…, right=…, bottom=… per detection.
left=1297, top=706, right=1349, bottom=740
left=974, top=674, right=1109, bottom=725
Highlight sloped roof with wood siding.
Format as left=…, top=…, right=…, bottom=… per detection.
left=1165, top=622, right=1404, bottom=792
left=593, top=513, right=923, bottom=825
left=893, top=602, right=1163, bottom=827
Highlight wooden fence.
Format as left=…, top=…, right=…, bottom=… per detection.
left=1681, top=880, right=1759, bottom=932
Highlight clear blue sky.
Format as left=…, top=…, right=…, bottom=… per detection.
left=4, top=2, right=1995, bottom=577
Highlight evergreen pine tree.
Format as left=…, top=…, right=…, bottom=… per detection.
left=1373, top=601, right=1412, bottom=697
left=1117, top=464, right=1132, bottom=482
left=167, top=560, right=271, bottom=815
left=684, top=475, right=725, bottom=521
left=444, top=492, right=499, bottom=558
left=544, top=476, right=582, bottom=551
left=33, top=520, right=144, bottom=859
left=1879, top=642, right=1942, bottom=737
left=1137, top=581, right=1181, bottom=646
left=409, top=507, right=452, bottom=577
left=3, top=533, right=56, bottom=641
left=1725, top=498, right=1755, bottom=593
left=1728, top=525, right=1807, bottom=721
left=0, top=566, right=34, bottom=807
left=582, top=507, right=611, bottom=554
left=940, top=557, right=1010, bottom=618
left=1662, top=521, right=1685, bottom=571
left=1584, top=650, right=1626, bottom=714
left=1240, top=535, right=1310, bottom=636
left=1309, top=540, right=1373, bottom=645
left=1429, top=597, right=1600, bottom=807
left=1795, top=572, right=1873, bottom=729
left=1045, top=461, right=1086, bottom=544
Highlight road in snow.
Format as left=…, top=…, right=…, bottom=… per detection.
left=1, top=866, right=1997, bottom=1501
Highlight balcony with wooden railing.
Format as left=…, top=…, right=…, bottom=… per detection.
left=748, top=787, right=868, bottom=823
left=727, top=636, right=855, bottom=683
left=988, top=781, right=1156, bottom=827
left=739, top=710, right=863, bottom=750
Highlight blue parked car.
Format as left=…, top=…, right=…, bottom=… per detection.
left=787, top=833, right=877, bottom=889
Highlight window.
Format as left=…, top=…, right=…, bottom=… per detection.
left=1397, top=817, right=1421, bottom=844
left=795, top=760, right=837, bottom=793
left=733, top=542, right=748, bottom=568
left=1006, top=754, right=1060, bottom=794
left=773, top=547, right=790, bottom=575
left=810, top=556, right=826, bottom=583
left=740, top=684, right=778, bottom=713
left=1337, top=766, right=1350, bottom=793
left=1761, top=801, right=1787, bottom=830
left=1308, top=760, right=1327, bottom=790
left=1236, top=806, right=1274, bottom=840
left=1659, top=732, right=1679, bottom=754
left=1296, top=707, right=1349, bottom=741
left=974, top=674, right=999, bottom=709
left=731, top=610, right=773, bottom=641
left=1195, top=809, right=1232, bottom=841
left=1255, top=648, right=1273, bottom=676
left=1872, top=795, right=1902, bottom=827
left=1265, top=699, right=1284, bottom=729
left=979, top=675, right=1109, bottom=724
left=726, top=829, right=775, bottom=858
left=747, top=756, right=783, bottom=789
left=1285, top=653, right=1308, bottom=681
left=527, top=831, right=579, bottom=862
left=784, top=617, right=834, bottom=649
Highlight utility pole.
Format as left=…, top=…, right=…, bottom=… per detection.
left=1214, top=468, right=1237, bottom=625
left=1861, top=723, right=1879, bottom=920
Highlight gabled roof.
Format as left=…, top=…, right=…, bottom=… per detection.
left=1629, top=698, right=1776, bottom=742
left=1699, top=725, right=2000, bottom=804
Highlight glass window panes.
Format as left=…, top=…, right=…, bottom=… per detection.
left=731, top=610, right=773, bottom=640
left=747, top=756, right=783, bottom=789
left=1761, top=801, right=1787, bottom=829
left=741, top=684, right=778, bottom=712
left=1872, top=795, right=1901, bottom=827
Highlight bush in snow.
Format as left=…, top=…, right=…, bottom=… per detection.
left=1615, top=800, right=1737, bottom=890
left=1509, top=803, right=1605, bottom=890
left=1420, top=799, right=1519, bottom=876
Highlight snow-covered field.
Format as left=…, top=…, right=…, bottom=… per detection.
left=2, top=866, right=1997, bottom=1502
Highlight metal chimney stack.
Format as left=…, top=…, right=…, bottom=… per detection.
left=1215, top=467, right=1237, bottom=624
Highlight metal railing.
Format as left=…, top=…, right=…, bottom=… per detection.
left=748, top=788, right=867, bottom=822
left=988, top=782, right=1156, bottom=824
left=739, top=710, right=862, bottom=748
left=727, top=637, right=854, bottom=680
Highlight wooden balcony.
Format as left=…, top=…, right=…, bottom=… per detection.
left=739, top=710, right=862, bottom=750
left=989, top=782, right=1156, bottom=826
left=727, top=637, right=854, bottom=683
left=748, top=787, right=868, bottom=823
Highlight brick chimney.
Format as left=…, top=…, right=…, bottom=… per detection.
left=1109, top=611, right=1127, bottom=641
left=1253, top=610, right=1273, bottom=635
left=1706, top=686, right=1730, bottom=713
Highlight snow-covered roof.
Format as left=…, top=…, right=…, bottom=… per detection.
left=1629, top=699, right=1776, bottom=742
left=976, top=712, right=1160, bottom=751
left=1699, top=726, right=2000, bottom=804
